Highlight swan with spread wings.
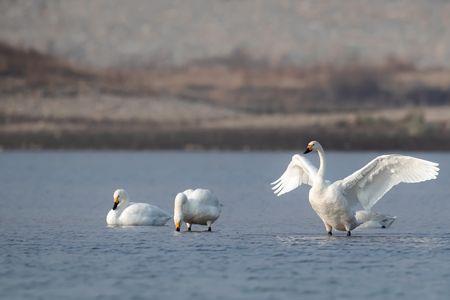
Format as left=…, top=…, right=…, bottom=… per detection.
left=271, top=141, right=439, bottom=236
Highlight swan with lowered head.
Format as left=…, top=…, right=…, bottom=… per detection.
left=271, top=141, right=439, bottom=236
left=106, top=189, right=171, bottom=226
left=174, top=188, right=221, bottom=232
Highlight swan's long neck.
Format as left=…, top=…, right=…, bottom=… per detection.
left=174, top=201, right=183, bottom=217
left=317, top=147, right=326, bottom=180
left=174, top=193, right=186, bottom=220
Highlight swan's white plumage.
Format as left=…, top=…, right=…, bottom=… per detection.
left=106, top=189, right=171, bottom=226
left=340, top=155, right=439, bottom=210
left=271, top=154, right=318, bottom=196
left=271, top=141, right=439, bottom=233
left=174, top=188, right=221, bottom=230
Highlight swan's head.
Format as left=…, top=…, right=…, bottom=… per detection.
left=173, top=193, right=187, bottom=231
left=304, top=140, right=322, bottom=154
left=112, top=189, right=128, bottom=210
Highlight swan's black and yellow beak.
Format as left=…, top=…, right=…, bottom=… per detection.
left=112, top=198, right=119, bottom=210
left=175, top=221, right=181, bottom=231
left=304, top=144, right=312, bottom=154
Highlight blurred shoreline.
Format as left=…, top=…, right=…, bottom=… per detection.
left=1, top=42, right=450, bottom=150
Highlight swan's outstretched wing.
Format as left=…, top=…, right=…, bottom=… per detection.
left=271, top=154, right=318, bottom=196
left=340, top=155, right=439, bottom=210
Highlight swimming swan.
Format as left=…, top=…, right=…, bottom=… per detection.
left=106, top=189, right=171, bottom=226
left=173, top=188, right=221, bottom=232
left=271, top=141, right=439, bottom=236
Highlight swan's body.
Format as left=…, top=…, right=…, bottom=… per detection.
left=173, top=188, right=221, bottom=231
left=106, top=189, right=171, bottom=226
left=272, top=141, right=439, bottom=235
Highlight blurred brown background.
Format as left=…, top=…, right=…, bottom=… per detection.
left=1, top=0, right=450, bottom=150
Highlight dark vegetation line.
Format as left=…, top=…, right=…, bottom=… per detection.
left=2, top=128, right=449, bottom=151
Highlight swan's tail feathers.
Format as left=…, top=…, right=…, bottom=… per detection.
left=355, top=211, right=396, bottom=229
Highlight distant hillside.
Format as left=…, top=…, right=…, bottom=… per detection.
left=2, top=42, right=450, bottom=113
left=1, top=43, right=450, bottom=150
left=1, top=0, right=450, bottom=68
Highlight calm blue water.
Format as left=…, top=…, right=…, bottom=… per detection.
left=1, top=151, right=449, bottom=300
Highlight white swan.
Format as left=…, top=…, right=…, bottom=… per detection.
left=271, top=141, right=439, bottom=236
left=106, top=189, right=171, bottom=226
left=173, top=188, right=221, bottom=232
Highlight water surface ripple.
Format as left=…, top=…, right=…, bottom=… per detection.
left=1, top=151, right=449, bottom=299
